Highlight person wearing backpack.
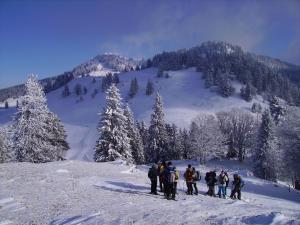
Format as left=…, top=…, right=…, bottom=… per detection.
left=217, top=170, right=228, bottom=198
left=230, top=174, right=245, bottom=200
left=184, top=164, right=194, bottom=195
left=148, top=164, right=158, bottom=195
left=158, top=161, right=166, bottom=192
left=224, top=171, right=229, bottom=196
left=171, top=166, right=179, bottom=200
left=163, top=161, right=176, bottom=200
left=192, top=167, right=200, bottom=195
left=206, top=171, right=217, bottom=197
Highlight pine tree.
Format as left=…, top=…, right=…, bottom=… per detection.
left=218, top=73, right=235, bottom=97
left=240, top=82, right=256, bottom=102
left=147, top=93, right=167, bottom=163
left=128, top=78, right=139, bottom=98
left=62, top=84, right=70, bottom=97
left=74, top=83, right=82, bottom=96
left=180, top=128, right=190, bottom=160
left=269, top=96, right=286, bottom=125
left=137, top=121, right=149, bottom=151
left=11, top=75, right=69, bottom=163
left=94, top=84, right=132, bottom=162
left=0, top=126, right=14, bottom=163
left=124, top=104, right=145, bottom=164
left=254, top=109, right=279, bottom=181
left=146, top=80, right=154, bottom=95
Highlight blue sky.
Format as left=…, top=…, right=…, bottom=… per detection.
left=0, top=0, right=299, bottom=88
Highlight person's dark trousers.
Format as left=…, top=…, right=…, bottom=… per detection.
left=208, top=185, right=215, bottom=196
left=230, top=187, right=241, bottom=200
left=172, top=182, right=177, bottom=199
left=151, top=179, right=157, bottom=194
left=164, top=182, right=169, bottom=197
left=193, top=182, right=198, bottom=195
left=187, top=182, right=193, bottom=195
left=159, top=177, right=164, bottom=192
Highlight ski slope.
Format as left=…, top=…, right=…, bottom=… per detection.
left=0, top=159, right=299, bottom=225
left=0, top=68, right=266, bottom=161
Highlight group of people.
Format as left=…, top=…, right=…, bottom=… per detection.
left=148, top=161, right=245, bottom=201
left=148, top=161, right=179, bottom=200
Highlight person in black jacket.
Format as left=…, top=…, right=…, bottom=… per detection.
left=230, top=174, right=245, bottom=200
left=148, top=164, right=158, bottom=195
left=205, top=171, right=217, bottom=197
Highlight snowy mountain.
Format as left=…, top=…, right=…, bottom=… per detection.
left=71, top=53, right=142, bottom=77
left=1, top=67, right=266, bottom=161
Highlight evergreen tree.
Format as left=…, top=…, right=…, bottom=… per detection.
left=128, top=78, right=139, bottom=98
left=218, top=73, right=235, bottom=97
left=11, top=75, right=69, bottom=163
left=180, top=128, right=190, bottom=159
left=254, top=109, right=279, bottom=181
left=74, top=83, right=82, bottom=96
left=240, top=82, right=256, bottom=102
left=137, top=121, right=149, bottom=151
left=113, top=73, right=120, bottom=84
left=146, top=80, right=154, bottom=95
left=252, top=102, right=262, bottom=113
left=124, top=104, right=145, bottom=164
left=94, top=84, right=132, bottom=162
left=269, top=96, right=286, bottom=125
left=62, top=84, right=70, bottom=97
left=0, top=126, right=14, bottom=163
left=147, top=93, right=167, bottom=163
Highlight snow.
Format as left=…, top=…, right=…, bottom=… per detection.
left=0, top=67, right=267, bottom=161
left=0, top=160, right=299, bottom=225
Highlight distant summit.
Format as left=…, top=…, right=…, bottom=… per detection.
left=71, top=53, right=142, bottom=77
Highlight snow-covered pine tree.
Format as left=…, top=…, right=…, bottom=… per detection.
left=12, top=75, right=69, bottom=163
left=180, top=128, right=190, bottom=160
left=94, top=84, right=132, bottom=162
left=254, top=109, right=279, bottom=181
left=0, top=126, right=14, bottom=163
left=146, top=80, right=154, bottom=95
left=269, top=96, right=286, bottom=125
left=45, top=112, right=69, bottom=160
left=124, top=104, right=145, bottom=164
left=147, top=92, right=167, bottom=163
left=137, top=121, right=149, bottom=152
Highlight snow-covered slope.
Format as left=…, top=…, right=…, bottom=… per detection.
left=0, top=159, right=299, bottom=225
left=0, top=68, right=266, bottom=161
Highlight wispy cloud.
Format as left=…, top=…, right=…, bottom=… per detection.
left=100, top=0, right=300, bottom=64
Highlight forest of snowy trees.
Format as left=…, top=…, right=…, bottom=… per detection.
left=150, top=41, right=300, bottom=106
left=0, top=75, right=69, bottom=163
left=94, top=83, right=299, bottom=185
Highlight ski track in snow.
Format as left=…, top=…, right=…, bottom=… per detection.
left=0, top=160, right=299, bottom=225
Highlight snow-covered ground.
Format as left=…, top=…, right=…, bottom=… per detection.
left=0, top=159, right=299, bottom=225
left=0, top=67, right=267, bottom=161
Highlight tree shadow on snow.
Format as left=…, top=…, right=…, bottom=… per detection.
left=105, top=181, right=149, bottom=191
left=93, top=184, right=162, bottom=199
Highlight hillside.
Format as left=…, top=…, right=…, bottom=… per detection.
left=0, top=159, right=299, bottom=225
left=0, top=68, right=265, bottom=161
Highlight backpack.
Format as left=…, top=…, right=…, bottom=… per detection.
left=169, top=170, right=176, bottom=183
left=175, top=171, right=179, bottom=180
left=195, top=171, right=201, bottom=181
